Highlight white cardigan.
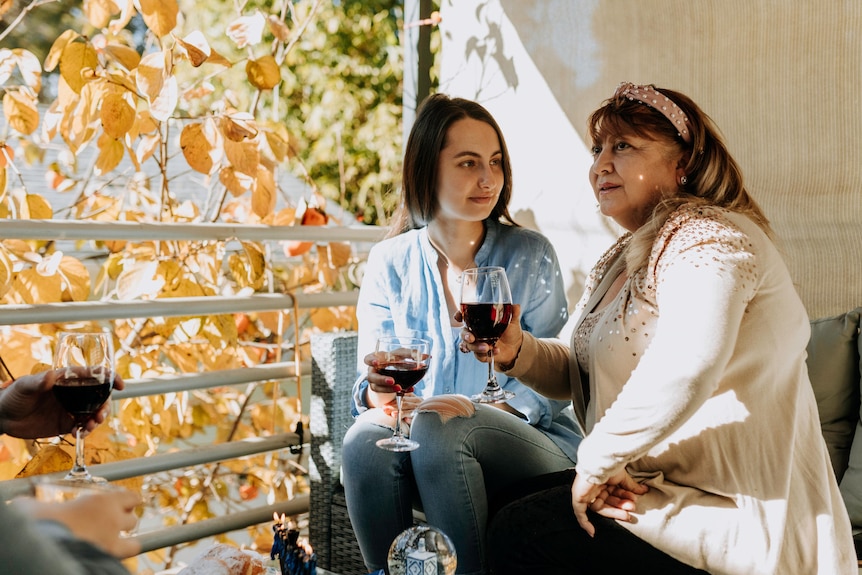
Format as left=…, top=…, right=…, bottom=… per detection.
left=505, top=205, right=856, bottom=574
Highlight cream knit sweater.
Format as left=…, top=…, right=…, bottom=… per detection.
left=504, top=205, right=856, bottom=574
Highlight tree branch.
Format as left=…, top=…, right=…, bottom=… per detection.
left=0, top=0, right=59, bottom=44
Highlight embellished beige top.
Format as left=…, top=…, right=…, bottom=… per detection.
left=504, top=205, right=856, bottom=574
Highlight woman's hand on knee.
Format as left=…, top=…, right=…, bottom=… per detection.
left=571, top=469, right=647, bottom=537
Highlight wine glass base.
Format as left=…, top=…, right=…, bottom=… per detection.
left=471, top=388, right=515, bottom=403
left=64, top=470, right=107, bottom=483
left=376, top=436, right=420, bottom=452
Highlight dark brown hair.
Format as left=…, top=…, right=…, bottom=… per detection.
left=387, top=93, right=517, bottom=237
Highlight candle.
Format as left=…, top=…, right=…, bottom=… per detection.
left=271, top=514, right=316, bottom=575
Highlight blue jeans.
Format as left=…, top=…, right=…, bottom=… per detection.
left=342, top=404, right=576, bottom=575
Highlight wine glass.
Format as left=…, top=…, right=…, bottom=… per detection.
left=460, top=266, right=515, bottom=403
left=374, top=336, right=431, bottom=452
left=53, top=330, right=115, bottom=482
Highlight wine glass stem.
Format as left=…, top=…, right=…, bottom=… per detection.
left=392, top=393, right=405, bottom=439
left=70, top=426, right=90, bottom=479
left=486, top=348, right=501, bottom=392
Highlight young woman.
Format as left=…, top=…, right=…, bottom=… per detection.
left=341, top=93, right=581, bottom=575
left=465, top=83, right=856, bottom=574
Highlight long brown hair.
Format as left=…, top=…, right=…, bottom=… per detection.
left=588, top=85, right=772, bottom=273
left=387, top=93, right=517, bottom=237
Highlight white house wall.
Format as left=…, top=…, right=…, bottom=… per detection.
left=436, top=0, right=862, bottom=320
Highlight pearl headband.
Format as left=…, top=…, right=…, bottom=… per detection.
left=614, top=82, right=691, bottom=144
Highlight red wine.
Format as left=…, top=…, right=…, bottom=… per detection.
left=378, top=361, right=428, bottom=392
left=52, top=375, right=112, bottom=423
left=461, top=302, right=513, bottom=343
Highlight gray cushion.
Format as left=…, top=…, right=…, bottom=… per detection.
left=825, top=307, right=862, bottom=527
left=808, top=308, right=861, bottom=483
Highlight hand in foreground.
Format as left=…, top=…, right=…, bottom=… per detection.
left=13, top=488, right=142, bottom=558
left=0, top=369, right=125, bottom=439
left=457, top=304, right=524, bottom=369
left=571, top=469, right=648, bottom=537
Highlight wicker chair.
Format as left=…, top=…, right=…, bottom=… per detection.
left=309, top=331, right=428, bottom=573
left=309, top=331, right=366, bottom=574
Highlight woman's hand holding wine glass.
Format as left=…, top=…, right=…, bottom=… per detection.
left=372, top=336, right=431, bottom=452
left=53, top=330, right=116, bottom=483
left=459, top=266, right=515, bottom=403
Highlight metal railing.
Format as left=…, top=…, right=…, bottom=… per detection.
left=0, top=219, right=383, bottom=555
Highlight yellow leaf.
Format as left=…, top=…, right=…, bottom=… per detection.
left=218, top=166, right=252, bottom=197
left=108, top=0, right=136, bottom=35
left=309, top=306, right=346, bottom=332
left=223, top=137, right=259, bottom=176
left=0, top=48, right=13, bottom=85
left=138, top=0, right=178, bottom=37
left=272, top=207, right=297, bottom=226
left=242, top=241, right=266, bottom=283
left=326, top=241, right=353, bottom=268
left=59, top=38, right=98, bottom=94
left=245, top=55, right=281, bottom=90
left=136, top=50, right=167, bottom=105
left=176, top=31, right=211, bottom=67
left=267, top=15, right=291, bottom=42
left=65, top=82, right=100, bottom=153
left=136, top=132, right=160, bottom=164
left=251, top=166, right=275, bottom=218
left=148, top=75, right=177, bottom=122
left=205, top=48, right=231, bottom=68
left=12, top=49, right=42, bottom=93
left=15, top=445, right=73, bottom=478
left=0, top=247, right=11, bottom=297
left=135, top=109, right=159, bottom=134
left=100, top=92, right=136, bottom=139
left=84, top=0, right=120, bottom=28
left=0, top=166, right=5, bottom=197
left=25, top=193, right=52, bottom=219
left=2, top=90, right=39, bottom=135
left=45, top=30, right=80, bottom=72
left=219, top=113, right=257, bottom=142
left=59, top=255, right=91, bottom=302
left=180, top=120, right=220, bottom=175
left=94, top=133, right=124, bottom=175
left=116, top=259, right=164, bottom=299
left=12, top=268, right=62, bottom=303
left=225, top=11, right=265, bottom=49
left=262, top=121, right=290, bottom=162
left=104, top=43, right=141, bottom=71
left=205, top=313, right=239, bottom=347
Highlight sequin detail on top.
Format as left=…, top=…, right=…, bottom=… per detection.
left=571, top=234, right=631, bottom=319
left=574, top=310, right=603, bottom=375
left=644, top=205, right=759, bottom=307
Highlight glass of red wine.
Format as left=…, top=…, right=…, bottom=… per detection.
left=374, top=336, right=431, bottom=452
left=53, top=330, right=115, bottom=483
left=460, top=266, right=515, bottom=403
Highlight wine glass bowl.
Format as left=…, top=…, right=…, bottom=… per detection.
left=374, top=336, right=431, bottom=452
left=460, top=267, right=515, bottom=403
left=53, top=330, right=115, bottom=482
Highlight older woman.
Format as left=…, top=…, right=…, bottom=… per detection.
left=466, top=83, right=856, bottom=574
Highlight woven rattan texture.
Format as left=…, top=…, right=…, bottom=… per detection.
left=309, top=331, right=366, bottom=573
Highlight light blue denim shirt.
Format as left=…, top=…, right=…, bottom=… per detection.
left=352, top=219, right=581, bottom=461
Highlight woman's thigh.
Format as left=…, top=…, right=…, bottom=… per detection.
left=488, top=471, right=709, bottom=575
left=410, top=404, right=574, bottom=494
